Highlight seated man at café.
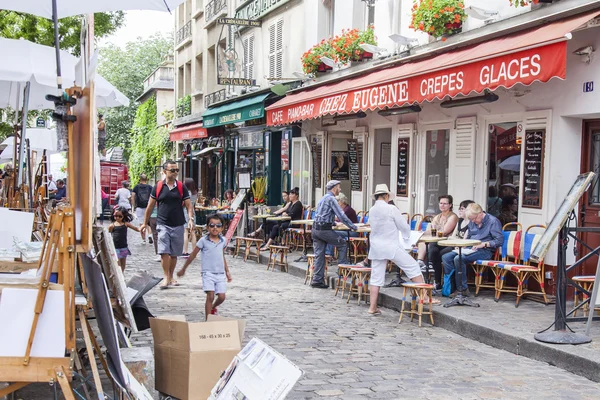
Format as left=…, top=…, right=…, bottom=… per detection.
left=260, top=187, right=302, bottom=250
left=441, top=203, right=504, bottom=297
left=248, top=190, right=290, bottom=238
left=326, top=193, right=358, bottom=259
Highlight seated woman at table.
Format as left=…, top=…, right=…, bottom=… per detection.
left=415, top=195, right=458, bottom=287
left=248, top=190, right=290, bottom=237
left=220, top=189, right=235, bottom=209
left=326, top=193, right=358, bottom=258
left=451, top=199, right=475, bottom=240
left=260, top=188, right=302, bottom=250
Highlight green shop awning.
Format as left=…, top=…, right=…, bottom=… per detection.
left=202, top=93, right=270, bottom=128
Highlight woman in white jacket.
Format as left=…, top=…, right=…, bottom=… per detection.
left=368, top=184, right=439, bottom=315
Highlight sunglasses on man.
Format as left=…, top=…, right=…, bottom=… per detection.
left=208, top=223, right=223, bottom=228
left=166, top=168, right=180, bottom=173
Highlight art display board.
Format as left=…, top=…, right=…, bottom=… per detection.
left=230, top=189, right=247, bottom=211
left=585, top=255, right=600, bottom=336
left=531, top=172, right=596, bottom=262
left=0, top=208, right=35, bottom=247
left=0, top=288, right=65, bottom=357
left=400, top=231, right=424, bottom=251
left=209, top=337, right=302, bottom=400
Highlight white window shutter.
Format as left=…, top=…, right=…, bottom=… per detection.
left=448, top=117, right=477, bottom=200
left=276, top=19, right=284, bottom=78
left=269, top=23, right=276, bottom=78
left=243, top=35, right=254, bottom=79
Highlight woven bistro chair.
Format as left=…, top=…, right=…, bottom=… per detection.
left=495, top=225, right=549, bottom=307
left=471, top=222, right=522, bottom=295
left=410, top=214, right=423, bottom=231
left=286, top=207, right=311, bottom=251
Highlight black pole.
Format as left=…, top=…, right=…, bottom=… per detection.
left=555, top=225, right=568, bottom=331
left=52, top=0, right=62, bottom=89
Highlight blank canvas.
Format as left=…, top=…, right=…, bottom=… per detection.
left=0, top=288, right=65, bottom=357
left=0, top=208, right=35, bottom=247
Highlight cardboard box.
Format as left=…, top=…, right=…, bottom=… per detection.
left=150, top=315, right=246, bottom=400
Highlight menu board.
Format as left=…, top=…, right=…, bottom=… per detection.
left=522, top=130, right=545, bottom=208
left=347, top=139, right=361, bottom=191
left=311, top=142, right=322, bottom=188
left=397, top=138, right=410, bottom=197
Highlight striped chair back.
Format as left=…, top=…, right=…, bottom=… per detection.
left=310, top=210, right=316, bottom=219
left=411, top=214, right=423, bottom=231
left=500, top=222, right=523, bottom=262
left=521, top=225, right=546, bottom=265
left=420, top=215, right=433, bottom=232
left=362, top=212, right=369, bottom=224
left=302, top=207, right=310, bottom=220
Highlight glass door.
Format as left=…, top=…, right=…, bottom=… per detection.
left=423, top=129, right=450, bottom=215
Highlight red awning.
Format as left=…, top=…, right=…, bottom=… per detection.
left=169, top=123, right=208, bottom=141
left=266, top=10, right=599, bottom=126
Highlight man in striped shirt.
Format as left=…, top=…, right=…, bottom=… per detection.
left=311, top=180, right=358, bottom=289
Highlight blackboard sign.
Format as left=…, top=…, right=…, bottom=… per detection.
left=397, top=138, right=410, bottom=197
left=311, top=142, right=322, bottom=188
left=347, top=139, right=361, bottom=191
left=522, top=130, right=545, bottom=208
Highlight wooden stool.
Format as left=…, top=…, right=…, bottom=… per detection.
left=304, top=254, right=331, bottom=284
left=349, top=237, right=368, bottom=264
left=243, top=238, right=264, bottom=263
left=267, top=245, right=289, bottom=272
left=573, top=275, right=595, bottom=317
left=399, top=282, right=435, bottom=327
left=233, top=237, right=245, bottom=258
left=335, top=264, right=355, bottom=297
left=347, top=267, right=371, bottom=305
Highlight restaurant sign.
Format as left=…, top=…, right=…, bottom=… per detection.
left=218, top=77, right=257, bottom=86
left=203, top=104, right=265, bottom=128
left=267, top=42, right=566, bottom=126
left=235, top=0, right=291, bottom=21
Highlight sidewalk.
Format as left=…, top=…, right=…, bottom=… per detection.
left=251, top=249, right=600, bottom=383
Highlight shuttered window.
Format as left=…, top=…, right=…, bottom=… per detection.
left=269, top=19, right=284, bottom=79
left=243, top=34, right=255, bottom=80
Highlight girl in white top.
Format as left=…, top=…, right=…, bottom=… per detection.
left=115, top=181, right=132, bottom=210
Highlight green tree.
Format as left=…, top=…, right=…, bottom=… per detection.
left=97, top=34, right=172, bottom=159
left=0, top=11, right=125, bottom=56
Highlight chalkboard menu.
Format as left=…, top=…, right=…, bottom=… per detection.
left=347, top=139, right=361, bottom=191
left=522, top=130, right=545, bottom=208
left=397, top=138, right=410, bottom=197
left=311, top=142, right=322, bottom=188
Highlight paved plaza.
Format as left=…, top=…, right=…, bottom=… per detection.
left=123, top=235, right=599, bottom=400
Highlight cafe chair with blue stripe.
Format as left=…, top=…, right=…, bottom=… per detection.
left=495, top=225, right=548, bottom=307
left=472, top=222, right=522, bottom=295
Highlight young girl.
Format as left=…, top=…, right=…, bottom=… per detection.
left=109, top=207, right=140, bottom=271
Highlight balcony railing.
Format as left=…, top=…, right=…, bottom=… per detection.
left=176, top=20, right=192, bottom=45
left=205, top=0, right=227, bottom=24
left=204, top=89, right=226, bottom=108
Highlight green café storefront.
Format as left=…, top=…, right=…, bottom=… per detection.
left=202, top=92, right=299, bottom=205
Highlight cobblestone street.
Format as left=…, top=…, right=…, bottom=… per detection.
left=124, top=235, right=599, bottom=400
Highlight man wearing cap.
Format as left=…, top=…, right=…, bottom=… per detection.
left=311, top=180, right=358, bottom=288
left=368, top=184, right=437, bottom=315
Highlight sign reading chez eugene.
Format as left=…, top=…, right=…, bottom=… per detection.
left=267, top=42, right=566, bottom=126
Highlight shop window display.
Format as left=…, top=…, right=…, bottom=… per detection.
left=487, top=122, right=520, bottom=223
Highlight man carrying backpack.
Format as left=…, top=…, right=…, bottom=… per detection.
left=132, top=174, right=153, bottom=244
left=141, top=161, right=195, bottom=289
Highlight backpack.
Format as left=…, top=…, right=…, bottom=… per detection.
left=442, top=270, right=455, bottom=297
left=136, top=184, right=152, bottom=208
left=156, top=180, right=183, bottom=202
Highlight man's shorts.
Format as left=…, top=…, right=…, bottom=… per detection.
left=202, top=272, right=227, bottom=294
left=98, top=136, right=106, bottom=151
left=156, top=224, right=185, bottom=257
left=135, top=207, right=146, bottom=223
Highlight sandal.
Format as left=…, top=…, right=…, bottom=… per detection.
left=368, top=309, right=382, bottom=315
left=159, top=280, right=169, bottom=290
left=425, top=297, right=441, bottom=305
left=170, top=280, right=180, bottom=286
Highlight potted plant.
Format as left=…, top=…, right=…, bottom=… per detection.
left=510, top=0, right=539, bottom=7
left=330, top=25, right=377, bottom=64
left=410, top=0, right=467, bottom=39
left=301, top=39, right=336, bottom=75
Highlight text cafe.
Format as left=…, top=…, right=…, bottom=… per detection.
left=266, top=10, right=600, bottom=272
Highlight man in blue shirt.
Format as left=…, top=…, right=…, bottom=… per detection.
left=442, top=202, right=504, bottom=296
left=311, top=180, right=358, bottom=288
left=55, top=179, right=67, bottom=201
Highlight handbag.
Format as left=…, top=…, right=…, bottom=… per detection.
left=442, top=270, right=455, bottom=297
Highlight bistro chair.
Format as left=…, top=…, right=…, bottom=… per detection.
left=304, top=254, right=331, bottom=285
left=572, top=276, right=595, bottom=317
left=399, top=282, right=435, bottom=327
left=495, top=225, right=548, bottom=307
left=335, top=264, right=355, bottom=297
left=243, top=237, right=265, bottom=263
left=420, top=215, right=433, bottom=232
left=471, top=222, right=522, bottom=295
left=287, top=207, right=311, bottom=251
left=267, top=245, right=289, bottom=272
left=410, top=214, right=423, bottom=231
left=347, top=267, right=371, bottom=305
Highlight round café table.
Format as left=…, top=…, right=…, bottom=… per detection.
left=438, top=238, right=482, bottom=308
left=290, top=219, right=314, bottom=261
left=267, top=216, right=291, bottom=245
left=418, top=235, right=447, bottom=283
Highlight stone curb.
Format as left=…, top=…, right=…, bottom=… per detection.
left=249, top=252, right=600, bottom=383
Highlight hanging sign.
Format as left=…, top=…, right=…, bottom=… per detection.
left=225, top=209, right=245, bottom=246
left=522, top=130, right=545, bottom=209
left=235, top=0, right=291, bottom=21
left=218, top=17, right=261, bottom=27
left=347, top=139, right=361, bottom=191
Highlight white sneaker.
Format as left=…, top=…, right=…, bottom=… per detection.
left=154, top=255, right=161, bottom=262
left=141, top=240, right=147, bottom=245
left=418, top=260, right=427, bottom=273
